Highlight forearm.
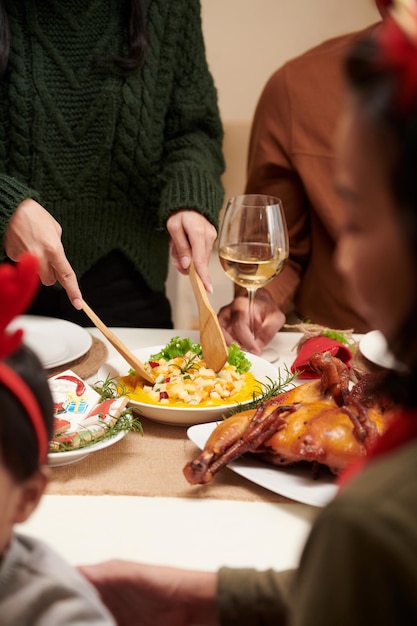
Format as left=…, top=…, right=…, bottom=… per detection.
left=217, top=567, right=294, bottom=626
left=79, top=560, right=220, bottom=626
left=180, top=569, right=219, bottom=625
left=0, top=174, right=41, bottom=256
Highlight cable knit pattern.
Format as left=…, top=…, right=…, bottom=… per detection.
left=0, top=0, right=224, bottom=291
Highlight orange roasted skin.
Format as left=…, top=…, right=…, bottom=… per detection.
left=183, top=351, right=396, bottom=484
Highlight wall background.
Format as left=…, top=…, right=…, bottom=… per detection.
left=168, top=0, right=380, bottom=329
left=201, top=0, right=379, bottom=122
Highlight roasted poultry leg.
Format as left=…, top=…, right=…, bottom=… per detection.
left=184, top=352, right=395, bottom=484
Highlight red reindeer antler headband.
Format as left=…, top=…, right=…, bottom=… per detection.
left=376, top=0, right=394, bottom=10
left=0, top=253, right=48, bottom=463
left=376, top=0, right=417, bottom=113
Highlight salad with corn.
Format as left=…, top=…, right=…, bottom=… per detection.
left=119, top=337, right=261, bottom=408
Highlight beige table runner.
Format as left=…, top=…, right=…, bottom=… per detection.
left=47, top=415, right=295, bottom=503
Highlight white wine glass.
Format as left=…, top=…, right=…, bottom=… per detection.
left=218, top=194, right=289, bottom=357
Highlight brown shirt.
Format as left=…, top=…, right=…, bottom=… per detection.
left=245, top=28, right=377, bottom=332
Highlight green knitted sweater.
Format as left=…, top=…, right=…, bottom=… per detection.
left=0, top=0, right=224, bottom=292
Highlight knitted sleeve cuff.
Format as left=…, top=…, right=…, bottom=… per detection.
left=0, top=175, right=40, bottom=254
left=159, top=166, right=224, bottom=229
left=217, top=567, right=294, bottom=625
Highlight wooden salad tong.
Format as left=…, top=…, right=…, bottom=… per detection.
left=189, top=260, right=228, bottom=372
left=81, top=300, right=155, bottom=384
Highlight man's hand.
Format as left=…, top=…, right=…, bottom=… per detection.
left=79, top=560, right=219, bottom=626
left=218, top=289, right=286, bottom=355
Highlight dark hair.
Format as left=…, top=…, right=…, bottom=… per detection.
left=345, top=32, right=417, bottom=408
left=0, top=0, right=148, bottom=78
left=0, top=345, right=53, bottom=481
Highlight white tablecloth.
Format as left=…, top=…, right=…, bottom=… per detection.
left=19, top=328, right=318, bottom=571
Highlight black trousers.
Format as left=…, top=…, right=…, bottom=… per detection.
left=27, top=250, right=173, bottom=329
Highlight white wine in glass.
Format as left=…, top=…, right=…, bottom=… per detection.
left=218, top=194, right=289, bottom=342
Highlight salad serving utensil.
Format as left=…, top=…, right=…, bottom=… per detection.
left=189, top=260, right=228, bottom=372
left=81, top=300, right=155, bottom=384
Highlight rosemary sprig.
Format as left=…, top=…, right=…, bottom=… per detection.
left=92, top=376, right=144, bottom=436
left=50, top=375, right=144, bottom=454
left=50, top=408, right=143, bottom=453
left=91, top=374, right=143, bottom=434
left=92, top=374, right=130, bottom=400
left=172, top=352, right=202, bottom=374
left=228, top=365, right=299, bottom=416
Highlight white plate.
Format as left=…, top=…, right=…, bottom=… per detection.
left=7, top=315, right=92, bottom=369
left=359, top=330, right=405, bottom=371
left=187, top=422, right=337, bottom=507
left=48, top=429, right=129, bottom=467
left=97, top=345, right=278, bottom=426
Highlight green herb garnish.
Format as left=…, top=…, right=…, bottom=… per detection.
left=287, top=321, right=357, bottom=351
left=172, top=352, right=201, bottom=374
left=321, top=330, right=355, bottom=346
left=228, top=365, right=299, bottom=416
left=92, top=374, right=128, bottom=401
left=51, top=409, right=143, bottom=453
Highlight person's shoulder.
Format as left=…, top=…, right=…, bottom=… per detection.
left=278, top=24, right=378, bottom=77
left=9, top=533, right=86, bottom=581
left=265, top=24, right=379, bottom=104
left=263, top=25, right=377, bottom=96
left=324, top=437, right=417, bottom=526
left=5, top=534, right=116, bottom=623
left=301, top=25, right=375, bottom=59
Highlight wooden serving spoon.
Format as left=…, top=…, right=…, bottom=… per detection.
left=189, top=260, right=228, bottom=372
left=81, top=300, right=155, bottom=384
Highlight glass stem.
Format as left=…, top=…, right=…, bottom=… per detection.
left=247, top=288, right=257, bottom=339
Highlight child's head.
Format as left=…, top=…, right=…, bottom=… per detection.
left=335, top=0, right=417, bottom=405
left=0, top=254, right=53, bottom=555
left=0, top=345, right=53, bottom=481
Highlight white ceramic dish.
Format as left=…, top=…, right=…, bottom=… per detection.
left=359, top=329, right=405, bottom=371
left=96, top=346, right=278, bottom=426
left=188, top=422, right=337, bottom=507
left=48, top=429, right=129, bottom=467
left=7, top=315, right=92, bottom=369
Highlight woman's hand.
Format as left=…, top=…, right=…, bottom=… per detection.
left=167, top=210, right=217, bottom=293
left=79, top=560, right=219, bottom=626
left=4, top=198, right=82, bottom=308
left=218, top=289, right=286, bottom=355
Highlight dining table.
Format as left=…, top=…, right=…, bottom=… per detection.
left=18, top=327, right=322, bottom=573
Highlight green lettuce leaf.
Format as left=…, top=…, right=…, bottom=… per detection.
left=149, top=337, right=251, bottom=374
left=227, top=342, right=251, bottom=373
left=150, top=336, right=202, bottom=361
